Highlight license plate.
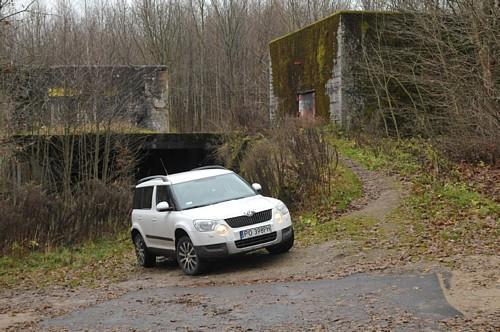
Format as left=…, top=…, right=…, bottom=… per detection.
left=239, top=225, right=272, bottom=240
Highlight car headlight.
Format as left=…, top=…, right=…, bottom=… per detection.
left=275, top=202, right=289, bottom=224
left=193, top=220, right=229, bottom=236
left=193, top=219, right=218, bottom=232
left=276, top=202, right=289, bottom=215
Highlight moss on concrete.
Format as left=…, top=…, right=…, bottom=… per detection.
left=269, top=11, right=400, bottom=122
left=270, top=12, right=340, bottom=120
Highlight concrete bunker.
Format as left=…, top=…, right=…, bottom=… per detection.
left=269, top=11, right=396, bottom=130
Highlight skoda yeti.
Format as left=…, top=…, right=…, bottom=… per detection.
left=131, top=166, right=294, bottom=275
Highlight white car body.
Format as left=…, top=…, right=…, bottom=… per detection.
left=131, top=167, right=294, bottom=275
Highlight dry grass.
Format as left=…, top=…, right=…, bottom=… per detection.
left=0, top=181, right=131, bottom=255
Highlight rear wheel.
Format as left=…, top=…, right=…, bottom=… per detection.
left=266, top=229, right=294, bottom=254
left=176, top=236, right=205, bottom=275
left=134, top=233, right=156, bottom=267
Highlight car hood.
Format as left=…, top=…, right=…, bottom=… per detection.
left=180, top=195, right=277, bottom=220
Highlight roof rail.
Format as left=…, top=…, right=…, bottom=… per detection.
left=191, top=165, right=228, bottom=171
left=138, top=175, right=169, bottom=184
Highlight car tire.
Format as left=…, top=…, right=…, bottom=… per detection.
left=266, top=229, right=294, bottom=254
left=176, top=236, right=205, bottom=275
left=134, top=233, right=156, bottom=267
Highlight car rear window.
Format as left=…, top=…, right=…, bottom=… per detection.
left=133, top=186, right=153, bottom=209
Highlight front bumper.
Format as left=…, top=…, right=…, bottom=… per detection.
left=281, top=225, right=293, bottom=241
left=194, top=226, right=293, bottom=258
left=194, top=242, right=229, bottom=258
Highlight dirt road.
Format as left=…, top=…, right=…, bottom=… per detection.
left=40, top=273, right=460, bottom=331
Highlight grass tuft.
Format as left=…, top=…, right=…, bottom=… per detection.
left=297, top=215, right=379, bottom=245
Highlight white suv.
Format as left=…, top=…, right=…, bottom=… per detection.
left=131, top=166, right=294, bottom=275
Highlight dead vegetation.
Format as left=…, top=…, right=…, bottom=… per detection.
left=0, top=175, right=133, bottom=256
left=216, top=119, right=338, bottom=210
left=359, top=0, right=499, bottom=163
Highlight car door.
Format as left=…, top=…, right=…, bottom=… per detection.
left=132, top=186, right=156, bottom=245
left=151, top=185, right=177, bottom=251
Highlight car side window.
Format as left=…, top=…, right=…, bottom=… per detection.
left=141, top=186, right=153, bottom=209
left=133, top=186, right=153, bottom=209
left=156, top=185, right=174, bottom=208
left=133, top=188, right=143, bottom=209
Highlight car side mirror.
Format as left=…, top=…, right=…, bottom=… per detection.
left=156, top=201, right=172, bottom=212
left=252, top=183, right=262, bottom=192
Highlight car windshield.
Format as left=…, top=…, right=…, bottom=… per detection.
left=172, top=173, right=257, bottom=210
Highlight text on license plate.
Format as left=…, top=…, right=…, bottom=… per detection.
left=239, top=225, right=272, bottom=240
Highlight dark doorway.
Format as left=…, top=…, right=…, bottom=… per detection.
left=297, top=91, right=315, bottom=118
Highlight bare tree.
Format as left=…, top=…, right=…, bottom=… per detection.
left=360, top=0, right=499, bottom=161
left=0, top=0, right=34, bottom=24
left=282, top=0, right=352, bottom=30
left=132, top=0, right=183, bottom=69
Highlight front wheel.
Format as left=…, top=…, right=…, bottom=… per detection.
left=176, top=236, right=205, bottom=275
left=266, top=229, right=294, bottom=254
left=134, top=233, right=156, bottom=267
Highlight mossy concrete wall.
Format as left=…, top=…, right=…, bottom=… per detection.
left=270, top=12, right=341, bottom=121
left=1, top=66, right=169, bottom=132
left=269, top=11, right=395, bottom=130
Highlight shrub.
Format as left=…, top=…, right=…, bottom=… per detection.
left=217, top=119, right=338, bottom=210
left=0, top=181, right=131, bottom=255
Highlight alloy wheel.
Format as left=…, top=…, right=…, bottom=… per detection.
left=178, top=240, right=198, bottom=273
left=134, top=235, right=145, bottom=265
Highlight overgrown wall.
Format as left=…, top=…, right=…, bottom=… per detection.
left=1, top=66, right=169, bottom=132
left=269, top=12, right=341, bottom=121
left=269, top=11, right=396, bottom=129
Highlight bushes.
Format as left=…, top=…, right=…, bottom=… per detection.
left=0, top=181, right=131, bottom=255
left=0, top=132, right=140, bottom=256
left=217, top=120, right=338, bottom=210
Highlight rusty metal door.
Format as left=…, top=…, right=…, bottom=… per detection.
left=297, top=91, right=315, bottom=118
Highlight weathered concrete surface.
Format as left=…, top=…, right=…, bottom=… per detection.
left=40, top=273, right=460, bottom=331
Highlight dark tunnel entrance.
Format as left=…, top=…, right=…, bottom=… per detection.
left=10, top=133, right=223, bottom=185
left=135, top=133, right=222, bottom=180
left=136, top=148, right=216, bottom=179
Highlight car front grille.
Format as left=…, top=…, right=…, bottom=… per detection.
left=224, top=209, right=272, bottom=228
left=234, top=232, right=277, bottom=249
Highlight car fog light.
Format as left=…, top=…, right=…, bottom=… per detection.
left=275, top=211, right=283, bottom=223
left=215, top=224, right=229, bottom=236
